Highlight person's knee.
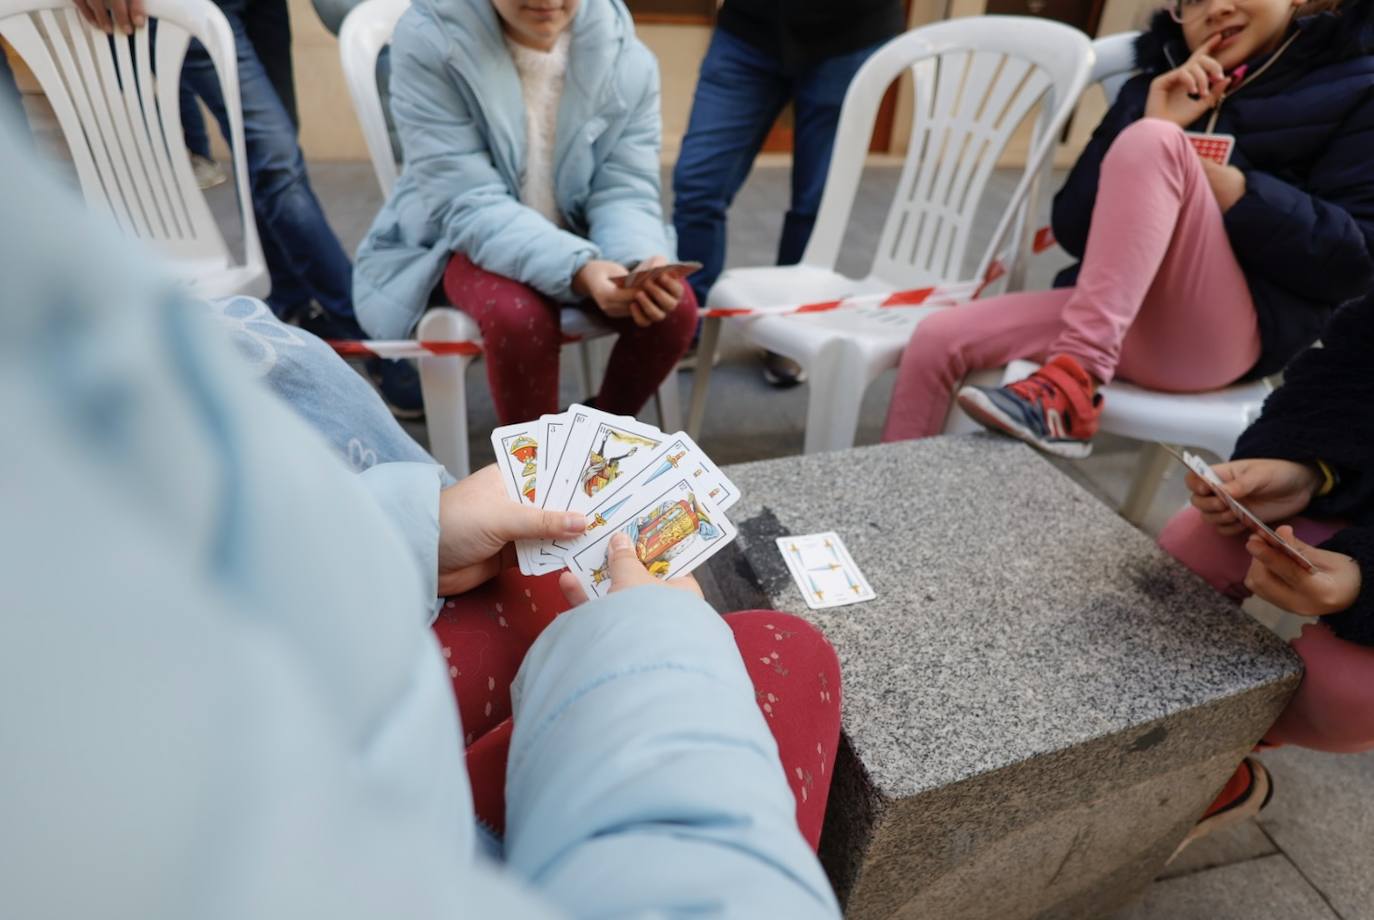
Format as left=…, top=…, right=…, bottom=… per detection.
left=1158, top=506, right=1240, bottom=591
left=1288, top=624, right=1374, bottom=750
left=249, top=132, right=309, bottom=200
left=1103, top=118, right=1188, bottom=174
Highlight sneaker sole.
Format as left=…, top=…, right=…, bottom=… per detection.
left=956, top=387, right=1093, bottom=460
left=1169, top=760, right=1273, bottom=863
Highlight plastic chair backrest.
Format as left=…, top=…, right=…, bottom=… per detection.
left=0, top=0, right=261, bottom=274
left=340, top=0, right=409, bottom=196
left=1092, top=30, right=1139, bottom=106
left=803, top=16, right=1092, bottom=291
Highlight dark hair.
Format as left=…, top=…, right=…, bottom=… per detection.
left=1297, top=0, right=1342, bottom=14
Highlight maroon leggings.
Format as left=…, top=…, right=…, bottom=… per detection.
left=443, top=254, right=700, bottom=424
left=433, top=568, right=843, bottom=849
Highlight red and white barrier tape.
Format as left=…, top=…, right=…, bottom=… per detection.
left=328, top=227, right=1060, bottom=361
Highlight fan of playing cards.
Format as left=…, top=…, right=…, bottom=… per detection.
left=492, top=405, right=740, bottom=599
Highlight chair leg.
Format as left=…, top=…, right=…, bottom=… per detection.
left=1120, top=441, right=1175, bottom=527
left=686, top=316, right=723, bottom=440
left=577, top=342, right=597, bottom=399
left=802, top=340, right=871, bottom=454
left=418, top=353, right=474, bottom=479
left=655, top=366, right=683, bottom=431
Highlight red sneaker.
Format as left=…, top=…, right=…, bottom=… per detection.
left=1170, top=758, right=1274, bottom=861
left=956, top=355, right=1103, bottom=459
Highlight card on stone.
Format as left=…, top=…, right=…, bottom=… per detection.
left=565, top=477, right=737, bottom=600
left=775, top=531, right=876, bottom=610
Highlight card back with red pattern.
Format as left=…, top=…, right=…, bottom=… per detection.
left=1184, top=132, right=1235, bottom=166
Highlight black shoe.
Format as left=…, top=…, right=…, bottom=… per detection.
left=292, top=302, right=368, bottom=342
left=367, top=357, right=425, bottom=421
left=761, top=350, right=807, bottom=388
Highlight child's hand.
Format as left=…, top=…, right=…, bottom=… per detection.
left=558, top=532, right=703, bottom=606
left=1187, top=459, right=1321, bottom=534
left=1201, top=159, right=1246, bottom=212
left=573, top=259, right=637, bottom=319
left=1146, top=34, right=1230, bottom=127
left=626, top=255, right=683, bottom=328
left=1244, top=525, right=1362, bottom=616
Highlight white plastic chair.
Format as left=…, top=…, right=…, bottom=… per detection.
left=340, top=0, right=680, bottom=477
left=0, top=0, right=267, bottom=300
left=1000, top=32, right=1274, bottom=524
left=683, top=17, right=1094, bottom=452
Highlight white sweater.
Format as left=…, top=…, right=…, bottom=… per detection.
left=506, top=31, right=570, bottom=227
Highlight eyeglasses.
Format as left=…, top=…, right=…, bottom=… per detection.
left=1169, top=0, right=1214, bottom=22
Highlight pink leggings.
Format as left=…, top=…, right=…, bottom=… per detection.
left=884, top=118, right=1263, bottom=441
left=444, top=253, right=699, bottom=425
left=1160, top=507, right=1374, bottom=753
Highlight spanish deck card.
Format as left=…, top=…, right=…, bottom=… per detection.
left=490, top=422, right=543, bottom=574
left=552, top=434, right=738, bottom=553
left=543, top=409, right=669, bottom=518
left=1162, top=444, right=1317, bottom=573
left=564, top=477, right=737, bottom=600
left=776, top=531, right=876, bottom=610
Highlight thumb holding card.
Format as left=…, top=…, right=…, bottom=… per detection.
left=558, top=532, right=704, bottom=606
left=1244, top=524, right=1363, bottom=617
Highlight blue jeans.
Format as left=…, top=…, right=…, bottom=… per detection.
left=181, top=0, right=353, bottom=321
left=671, top=29, right=882, bottom=304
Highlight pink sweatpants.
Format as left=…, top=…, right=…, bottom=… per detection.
left=883, top=118, right=1263, bottom=441
left=1160, top=507, right=1374, bottom=753
left=443, top=253, right=699, bottom=425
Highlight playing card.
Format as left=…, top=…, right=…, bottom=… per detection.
left=544, top=410, right=669, bottom=517
left=491, top=422, right=543, bottom=575
left=564, top=477, right=736, bottom=600
left=552, top=434, right=738, bottom=553
left=1163, top=445, right=1317, bottom=573
left=1184, top=132, right=1235, bottom=166
left=614, top=261, right=703, bottom=290
left=775, top=532, right=876, bottom=610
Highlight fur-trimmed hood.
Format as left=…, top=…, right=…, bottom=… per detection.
left=1134, top=0, right=1374, bottom=74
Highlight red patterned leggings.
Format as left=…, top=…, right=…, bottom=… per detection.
left=433, top=568, right=843, bottom=849
left=443, top=253, right=700, bottom=425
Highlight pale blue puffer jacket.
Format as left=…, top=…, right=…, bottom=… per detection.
left=353, top=0, right=674, bottom=339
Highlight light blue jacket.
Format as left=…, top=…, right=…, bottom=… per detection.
left=353, top=0, right=674, bottom=339
left=0, top=115, right=837, bottom=918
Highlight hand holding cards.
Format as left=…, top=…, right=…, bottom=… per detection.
left=1163, top=445, right=1318, bottom=572
left=613, top=261, right=703, bottom=291
left=491, top=405, right=739, bottom=598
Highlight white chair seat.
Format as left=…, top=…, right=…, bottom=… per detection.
left=185, top=261, right=271, bottom=301
left=1002, top=358, right=1272, bottom=461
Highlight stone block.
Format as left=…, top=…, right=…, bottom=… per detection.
left=711, top=436, right=1303, bottom=919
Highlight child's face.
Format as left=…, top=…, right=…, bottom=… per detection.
left=491, top=0, right=580, bottom=50
left=1176, top=0, right=1305, bottom=69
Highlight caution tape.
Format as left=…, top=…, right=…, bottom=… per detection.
left=328, top=226, right=1061, bottom=361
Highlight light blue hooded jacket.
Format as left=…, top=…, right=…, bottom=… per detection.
left=353, top=0, right=674, bottom=340
left=0, top=110, right=837, bottom=917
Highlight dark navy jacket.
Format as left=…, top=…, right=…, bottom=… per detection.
left=1232, top=294, right=1374, bottom=646
left=1051, top=1, right=1374, bottom=379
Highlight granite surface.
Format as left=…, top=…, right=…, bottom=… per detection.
left=1113, top=855, right=1340, bottom=920
left=711, top=436, right=1304, bottom=919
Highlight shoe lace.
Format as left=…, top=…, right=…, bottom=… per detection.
left=1005, top=372, right=1061, bottom=407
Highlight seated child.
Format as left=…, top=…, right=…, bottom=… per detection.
left=354, top=0, right=696, bottom=424
left=884, top=0, right=1374, bottom=458
left=1160, top=293, right=1374, bottom=841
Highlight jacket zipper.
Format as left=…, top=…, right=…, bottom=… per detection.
left=1204, top=28, right=1302, bottom=133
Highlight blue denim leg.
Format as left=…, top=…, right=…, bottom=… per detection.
left=181, top=0, right=354, bottom=321
left=180, top=80, right=212, bottom=159
left=671, top=29, right=790, bottom=303
left=780, top=40, right=885, bottom=266
left=208, top=295, right=450, bottom=483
